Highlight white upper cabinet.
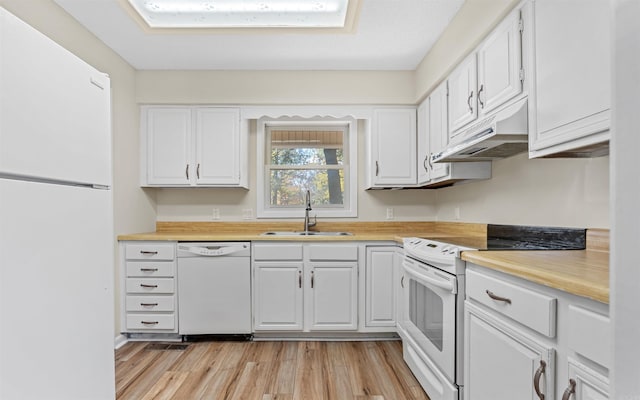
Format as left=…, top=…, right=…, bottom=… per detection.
left=141, top=106, right=247, bottom=187
left=528, top=0, right=610, bottom=157
left=428, top=82, right=451, bottom=181
left=369, top=108, right=417, bottom=188
left=448, top=5, right=525, bottom=142
left=448, top=54, right=479, bottom=138
left=477, top=9, right=524, bottom=115
left=195, top=108, right=241, bottom=186
left=416, top=99, right=431, bottom=186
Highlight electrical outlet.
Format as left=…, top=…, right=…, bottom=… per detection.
left=386, top=207, right=394, bottom=220
left=242, top=208, right=253, bottom=220
left=212, top=208, right=220, bottom=220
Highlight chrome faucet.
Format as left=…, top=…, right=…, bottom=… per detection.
left=304, top=190, right=317, bottom=233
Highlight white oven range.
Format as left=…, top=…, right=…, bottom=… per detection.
left=399, top=237, right=474, bottom=400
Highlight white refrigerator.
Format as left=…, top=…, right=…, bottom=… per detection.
left=0, top=7, right=115, bottom=399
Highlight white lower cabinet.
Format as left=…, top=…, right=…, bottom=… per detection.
left=120, top=242, right=178, bottom=333
left=465, top=302, right=554, bottom=400
left=365, top=246, right=398, bottom=328
left=465, top=263, right=610, bottom=400
left=252, top=243, right=358, bottom=332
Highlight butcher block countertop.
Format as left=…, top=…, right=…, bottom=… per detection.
left=462, top=229, right=610, bottom=304
left=117, top=221, right=488, bottom=243
left=119, top=222, right=609, bottom=303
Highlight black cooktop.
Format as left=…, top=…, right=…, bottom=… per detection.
left=483, top=224, right=586, bottom=250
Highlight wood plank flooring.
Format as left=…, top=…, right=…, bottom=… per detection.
left=115, top=340, right=430, bottom=400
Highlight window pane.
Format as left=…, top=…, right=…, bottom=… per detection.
left=271, top=148, right=343, bottom=166
left=270, top=169, right=344, bottom=207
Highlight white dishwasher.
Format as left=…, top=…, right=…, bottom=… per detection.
left=177, top=242, right=251, bottom=336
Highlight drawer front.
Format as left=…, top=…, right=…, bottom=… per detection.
left=126, top=314, right=175, bottom=330
left=253, top=243, right=303, bottom=261
left=308, top=245, right=358, bottom=261
left=466, top=268, right=557, bottom=337
left=126, top=261, right=175, bottom=277
left=126, top=295, right=175, bottom=312
left=568, top=305, right=611, bottom=369
left=125, top=243, right=175, bottom=261
left=126, top=278, right=174, bottom=294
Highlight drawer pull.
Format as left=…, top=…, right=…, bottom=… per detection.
left=140, top=303, right=159, bottom=307
left=140, top=268, right=159, bottom=272
left=140, top=320, right=159, bottom=325
left=140, top=284, right=158, bottom=289
left=533, top=360, right=546, bottom=400
left=140, top=251, right=159, bottom=255
left=486, top=289, right=512, bottom=304
left=561, top=379, right=576, bottom=400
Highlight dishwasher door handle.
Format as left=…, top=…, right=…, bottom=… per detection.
left=179, top=244, right=248, bottom=257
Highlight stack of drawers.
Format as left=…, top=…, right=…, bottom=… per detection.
left=123, top=242, right=177, bottom=332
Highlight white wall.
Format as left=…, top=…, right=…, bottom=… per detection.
left=0, top=0, right=157, bottom=336
left=435, top=154, right=609, bottom=228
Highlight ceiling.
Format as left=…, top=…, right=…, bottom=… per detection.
left=53, top=0, right=465, bottom=71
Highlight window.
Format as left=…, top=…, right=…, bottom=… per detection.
left=257, top=117, right=357, bottom=218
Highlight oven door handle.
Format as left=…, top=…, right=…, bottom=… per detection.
left=403, top=259, right=457, bottom=294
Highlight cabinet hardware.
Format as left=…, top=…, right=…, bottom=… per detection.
left=140, top=251, right=158, bottom=255
left=561, top=379, right=576, bottom=400
left=140, top=284, right=158, bottom=289
left=140, top=321, right=159, bottom=325
left=485, top=289, right=512, bottom=304
left=467, top=91, right=474, bottom=113
left=140, top=268, right=158, bottom=272
left=186, top=164, right=189, bottom=180
left=298, top=270, right=302, bottom=289
left=140, top=303, right=158, bottom=307
left=197, top=163, right=200, bottom=179
left=478, top=84, right=485, bottom=109
left=375, top=161, right=379, bottom=177
left=401, top=275, right=405, bottom=288
left=89, top=77, right=105, bottom=90
left=533, top=360, right=546, bottom=400
left=423, top=156, right=429, bottom=173
left=311, top=270, right=315, bottom=289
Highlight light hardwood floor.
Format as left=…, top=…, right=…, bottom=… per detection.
left=115, top=340, right=430, bottom=400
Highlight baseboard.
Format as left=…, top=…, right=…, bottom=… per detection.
left=114, top=334, right=128, bottom=350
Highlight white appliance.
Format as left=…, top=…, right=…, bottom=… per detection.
left=0, top=7, right=115, bottom=400
left=399, top=238, right=473, bottom=400
left=177, top=242, right=252, bottom=336
left=431, top=98, right=528, bottom=163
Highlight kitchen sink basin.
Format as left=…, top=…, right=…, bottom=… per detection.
left=260, top=231, right=353, bottom=236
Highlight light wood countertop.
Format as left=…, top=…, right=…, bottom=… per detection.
left=462, top=249, right=609, bottom=304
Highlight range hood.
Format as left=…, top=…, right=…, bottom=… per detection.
left=432, top=98, right=529, bottom=163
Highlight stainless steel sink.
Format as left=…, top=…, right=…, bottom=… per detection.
left=260, top=231, right=353, bottom=236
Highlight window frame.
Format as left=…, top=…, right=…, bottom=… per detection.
left=256, top=117, right=358, bottom=218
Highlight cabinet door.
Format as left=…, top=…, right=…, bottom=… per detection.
left=145, top=108, right=192, bottom=185
left=448, top=54, right=478, bottom=137
left=477, top=8, right=523, bottom=115
left=465, top=303, right=554, bottom=400
left=371, top=108, right=417, bottom=186
left=529, top=0, right=610, bottom=154
left=429, top=82, right=451, bottom=180
left=307, top=263, right=358, bottom=330
left=253, top=262, right=304, bottom=331
left=195, top=108, right=241, bottom=186
left=365, top=247, right=396, bottom=327
left=564, top=359, right=609, bottom=400
left=416, top=99, right=431, bottom=185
